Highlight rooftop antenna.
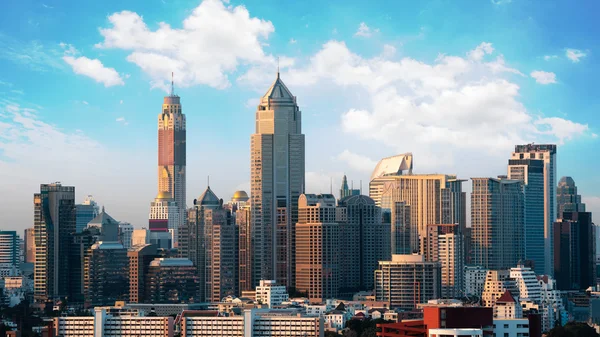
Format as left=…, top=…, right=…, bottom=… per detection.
left=277, top=56, right=280, bottom=78
left=207, top=175, right=210, bottom=188
left=360, top=180, right=362, bottom=195
left=170, top=72, right=175, bottom=96
left=330, top=177, right=333, bottom=195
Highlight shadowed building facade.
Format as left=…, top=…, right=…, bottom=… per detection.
left=554, top=211, right=595, bottom=290
left=556, top=176, right=586, bottom=219
left=250, top=72, right=305, bottom=289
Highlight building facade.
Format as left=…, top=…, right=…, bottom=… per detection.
left=375, top=254, right=441, bottom=310
left=0, top=231, right=19, bottom=276
left=85, top=241, right=129, bottom=306
left=146, top=258, right=200, bottom=303
left=237, top=203, right=252, bottom=293
left=295, top=194, right=339, bottom=302
left=157, top=85, right=186, bottom=244
left=471, top=178, right=524, bottom=270
left=75, top=195, right=99, bottom=234
left=464, top=265, right=488, bottom=298
left=118, top=222, right=134, bottom=249
left=424, top=224, right=464, bottom=299
left=556, top=176, right=586, bottom=219
left=250, top=72, right=305, bottom=289
left=34, top=183, right=76, bottom=302
left=128, top=244, right=159, bottom=304
left=511, top=144, right=557, bottom=276
left=507, top=158, right=545, bottom=274
left=24, top=227, right=35, bottom=264
left=255, top=280, right=289, bottom=308
left=149, top=192, right=181, bottom=247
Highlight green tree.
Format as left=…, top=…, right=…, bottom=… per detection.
left=360, top=327, right=377, bottom=337
left=547, top=323, right=599, bottom=337
left=325, top=331, right=342, bottom=337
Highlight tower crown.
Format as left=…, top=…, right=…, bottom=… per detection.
left=261, top=74, right=295, bottom=104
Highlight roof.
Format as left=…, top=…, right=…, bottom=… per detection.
left=370, top=153, right=413, bottom=181
left=558, top=176, right=576, bottom=187
left=150, top=258, right=193, bottom=267
left=91, top=241, right=125, bottom=250
left=496, top=290, right=516, bottom=304
left=261, top=73, right=295, bottom=104
left=338, top=194, right=375, bottom=206
left=197, top=186, right=220, bottom=207
left=232, top=190, right=249, bottom=202
left=88, top=208, right=119, bottom=227
left=156, top=191, right=173, bottom=200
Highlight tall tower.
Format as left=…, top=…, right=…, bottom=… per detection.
left=511, top=144, right=557, bottom=276
left=250, top=71, right=305, bottom=289
left=158, top=74, right=186, bottom=242
left=557, top=176, right=586, bottom=219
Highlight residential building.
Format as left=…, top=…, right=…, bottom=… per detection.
left=510, top=265, right=541, bottom=303
left=553, top=211, right=595, bottom=290
left=464, top=265, right=488, bottom=298
left=481, top=270, right=518, bottom=308
left=338, top=194, right=390, bottom=292
left=0, top=231, right=19, bottom=277
left=471, top=178, right=524, bottom=270
left=494, top=291, right=522, bottom=319
left=179, top=308, right=323, bottom=337
left=391, top=201, right=411, bottom=254
left=158, top=82, right=187, bottom=245
left=75, top=195, right=99, bottom=233
left=511, top=144, right=557, bottom=276
left=146, top=258, right=200, bottom=303
left=84, top=241, right=129, bottom=306
left=339, top=174, right=360, bottom=199
left=375, top=254, right=441, bottom=310
left=34, top=183, right=76, bottom=302
left=493, top=318, right=532, bottom=337
left=24, top=228, right=35, bottom=263
left=295, top=194, right=339, bottom=302
left=255, top=280, right=289, bottom=308
left=237, top=203, right=252, bottom=293
left=127, top=244, right=159, bottom=304
left=118, top=222, right=134, bottom=248
left=507, top=158, right=545, bottom=274
left=537, top=275, right=567, bottom=331
left=424, top=224, right=464, bottom=298
left=53, top=305, right=173, bottom=337
left=149, top=192, right=181, bottom=247
left=250, top=72, right=305, bottom=289
left=557, top=176, right=586, bottom=219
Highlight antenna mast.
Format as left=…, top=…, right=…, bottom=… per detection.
left=171, top=72, right=174, bottom=96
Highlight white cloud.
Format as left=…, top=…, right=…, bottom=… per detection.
left=289, top=38, right=297, bottom=44
left=585, top=196, right=600, bottom=216
left=119, top=100, right=123, bottom=104
left=354, top=22, right=379, bottom=38
left=566, top=49, right=587, bottom=63
left=530, top=70, right=557, bottom=84
left=82, top=100, right=89, bottom=105
left=95, top=0, right=275, bottom=91
left=306, top=171, right=344, bottom=194
left=468, top=42, right=494, bottom=61
left=336, top=150, right=378, bottom=173
left=491, top=0, right=512, bottom=4
left=544, top=55, right=558, bottom=61
left=534, top=117, right=589, bottom=144
left=63, top=55, right=125, bottom=87
left=116, top=117, right=125, bottom=122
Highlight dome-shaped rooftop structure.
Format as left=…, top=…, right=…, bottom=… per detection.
left=558, top=176, right=576, bottom=187
left=232, top=190, right=249, bottom=202
left=156, top=191, right=173, bottom=200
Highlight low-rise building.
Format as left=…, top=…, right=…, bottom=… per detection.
left=255, top=280, right=289, bottom=308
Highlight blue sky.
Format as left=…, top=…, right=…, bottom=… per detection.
left=1, top=0, right=599, bottom=230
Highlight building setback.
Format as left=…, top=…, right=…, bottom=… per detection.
left=250, top=72, right=305, bottom=289
left=34, top=183, right=76, bottom=303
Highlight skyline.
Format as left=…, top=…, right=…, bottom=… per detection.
left=1, top=0, right=599, bottom=231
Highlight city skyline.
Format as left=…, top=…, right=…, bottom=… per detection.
left=1, top=0, right=600, bottom=231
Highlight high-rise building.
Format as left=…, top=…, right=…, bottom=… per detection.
left=250, top=72, right=305, bottom=289
left=424, top=224, right=464, bottom=299
left=553, top=211, right=595, bottom=290
left=0, top=231, right=19, bottom=277
left=471, top=178, right=524, bottom=270
left=119, top=222, right=134, bottom=249
left=149, top=192, right=180, bottom=246
left=372, top=155, right=466, bottom=252
left=23, top=228, right=35, bottom=264
left=337, top=194, right=390, bottom=291
left=511, top=144, right=557, bottom=276
left=295, top=194, right=339, bottom=302
left=69, top=228, right=98, bottom=303
left=339, top=175, right=360, bottom=199
left=128, top=244, right=159, bottom=304
left=510, top=265, right=541, bottom=303
left=157, top=79, right=186, bottom=243
left=202, top=188, right=237, bottom=302
left=237, top=203, right=252, bottom=293
left=87, top=207, right=119, bottom=242
left=391, top=201, right=411, bottom=255
left=464, top=265, right=488, bottom=298
left=146, top=258, right=200, bottom=303
left=84, top=241, right=129, bottom=306
left=557, top=176, right=586, bottom=219
left=374, top=254, right=441, bottom=310
left=34, top=183, right=76, bottom=302
left=508, top=158, right=545, bottom=274
left=75, top=195, right=99, bottom=233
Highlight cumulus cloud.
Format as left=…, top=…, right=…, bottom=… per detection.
left=63, top=55, right=125, bottom=87
left=468, top=42, right=494, bottom=61
left=336, top=150, right=378, bottom=173
left=534, top=117, right=589, bottom=144
left=544, top=55, right=558, bottom=61
left=530, top=70, right=557, bottom=84
left=354, top=22, right=379, bottom=38
left=566, top=49, right=587, bottom=63
left=95, top=0, right=275, bottom=91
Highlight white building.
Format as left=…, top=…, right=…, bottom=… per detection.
left=118, top=222, right=134, bottom=249
left=494, top=291, right=522, bottom=319
left=149, top=192, right=181, bottom=247
left=180, top=309, right=323, bottom=337
left=464, top=265, right=488, bottom=298
left=538, top=275, right=567, bottom=331
left=482, top=270, right=516, bottom=307
left=53, top=306, right=173, bottom=337
left=255, top=280, right=289, bottom=308
left=510, top=265, right=541, bottom=302
left=429, top=328, right=482, bottom=337
left=493, top=318, right=530, bottom=337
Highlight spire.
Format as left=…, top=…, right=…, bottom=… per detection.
left=277, top=56, right=280, bottom=78
left=170, top=72, right=175, bottom=96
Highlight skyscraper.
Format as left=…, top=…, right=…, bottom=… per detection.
left=511, top=144, right=557, bottom=276
left=24, top=228, right=35, bottom=264
left=127, top=244, right=159, bottom=304
left=0, top=231, right=19, bottom=277
left=507, top=158, right=545, bottom=274
left=34, top=183, right=76, bottom=302
left=158, top=77, right=186, bottom=242
left=146, top=258, right=200, bottom=303
left=339, top=175, right=360, bottom=199
left=369, top=153, right=413, bottom=208
left=471, top=178, right=524, bottom=270
left=237, top=202, right=252, bottom=293
left=557, top=176, right=586, bottom=219
left=75, top=195, right=99, bottom=233
left=84, top=241, right=129, bottom=306
left=423, top=224, right=464, bottom=299
left=295, top=194, right=340, bottom=302
left=250, top=72, right=305, bottom=289
left=149, top=192, right=180, bottom=247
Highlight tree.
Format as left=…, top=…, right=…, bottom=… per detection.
left=325, top=331, right=342, bottom=337
left=361, top=327, right=377, bottom=337
left=547, top=323, right=599, bottom=337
